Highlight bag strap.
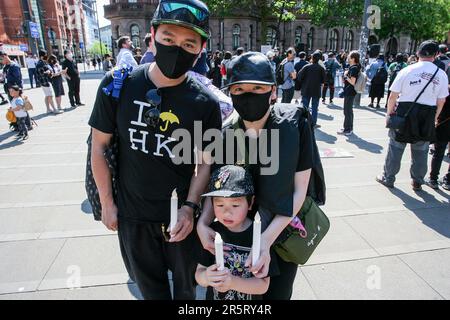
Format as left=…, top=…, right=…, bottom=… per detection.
left=405, top=67, right=440, bottom=117
left=232, top=120, right=249, bottom=168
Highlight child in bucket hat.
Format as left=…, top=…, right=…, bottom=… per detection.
left=195, top=165, right=278, bottom=300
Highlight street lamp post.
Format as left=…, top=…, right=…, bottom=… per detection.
left=354, top=0, right=371, bottom=108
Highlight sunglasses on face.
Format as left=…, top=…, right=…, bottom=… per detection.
left=143, top=89, right=162, bottom=129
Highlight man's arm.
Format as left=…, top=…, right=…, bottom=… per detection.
left=169, top=150, right=212, bottom=242
left=125, top=51, right=138, bottom=69
left=91, top=128, right=118, bottom=231
left=387, top=91, right=400, bottom=115
left=436, top=98, right=446, bottom=123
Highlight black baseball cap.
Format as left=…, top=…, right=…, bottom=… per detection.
left=202, top=165, right=254, bottom=198
left=418, top=40, right=439, bottom=57
left=222, top=51, right=276, bottom=89
left=152, top=0, right=210, bottom=39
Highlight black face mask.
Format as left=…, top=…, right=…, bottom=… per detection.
left=154, top=40, right=199, bottom=79
left=231, top=91, right=272, bottom=122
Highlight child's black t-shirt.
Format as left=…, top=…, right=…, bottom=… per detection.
left=198, top=221, right=279, bottom=300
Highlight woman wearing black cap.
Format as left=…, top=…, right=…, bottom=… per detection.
left=197, top=51, right=325, bottom=300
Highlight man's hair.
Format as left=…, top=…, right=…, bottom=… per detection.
left=144, top=33, right=152, bottom=47
left=312, top=52, right=321, bottom=63
left=298, top=51, right=306, bottom=59
left=396, top=53, right=404, bottom=63
left=134, top=47, right=141, bottom=54
left=286, top=47, right=295, bottom=56
left=104, top=53, right=110, bottom=59
left=236, top=47, right=244, bottom=55
left=117, top=36, right=130, bottom=49
left=63, top=50, right=71, bottom=56
left=39, top=49, right=47, bottom=58
left=438, top=44, right=448, bottom=54
left=224, top=51, right=232, bottom=59
left=328, top=52, right=335, bottom=58
left=9, top=84, right=22, bottom=95
left=349, top=50, right=360, bottom=64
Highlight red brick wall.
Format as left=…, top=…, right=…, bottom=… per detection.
left=0, top=0, right=26, bottom=46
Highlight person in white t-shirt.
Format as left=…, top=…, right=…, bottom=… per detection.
left=25, top=54, right=38, bottom=88
left=376, top=40, right=449, bottom=191
left=8, top=85, right=29, bottom=141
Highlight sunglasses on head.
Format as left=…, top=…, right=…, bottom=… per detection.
left=144, top=89, right=162, bottom=129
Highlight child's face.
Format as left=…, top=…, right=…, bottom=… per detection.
left=213, top=196, right=252, bottom=230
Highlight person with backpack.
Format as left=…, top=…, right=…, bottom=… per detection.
left=376, top=40, right=448, bottom=191
left=197, top=51, right=325, bottom=300
left=89, top=0, right=222, bottom=300
left=278, top=47, right=297, bottom=103
left=294, top=51, right=308, bottom=104
left=366, top=54, right=388, bottom=109
left=337, top=50, right=361, bottom=136
left=322, top=52, right=341, bottom=105
left=8, top=85, right=28, bottom=141
left=387, top=53, right=408, bottom=102
left=297, top=51, right=326, bottom=128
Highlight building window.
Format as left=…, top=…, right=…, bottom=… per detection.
left=128, top=0, right=138, bottom=3
left=329, top=29, right=339, bottom=52
left=130, top=24, right=140, bottom=47
left=307, top=28, right=314, bottom=50
left=207, top=29, right=212, bottom=51
left=344, top=31, right=354, bottom=51
left=232, top=24, right=240, bottom=50
left=266, top=26, right=277, bottom=47
left=294, top=26, right=302, bottom=46
left=249, top=24, right=253, bottom=51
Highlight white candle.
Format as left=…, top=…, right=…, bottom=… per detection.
left=252, top=212, right=261, bottom=266
left=169, top=189, right=177, bottom=232
left=215, top=233, right=224, bottom=271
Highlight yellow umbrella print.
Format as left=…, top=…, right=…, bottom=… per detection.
left=159, top=110, right=180, bottom=132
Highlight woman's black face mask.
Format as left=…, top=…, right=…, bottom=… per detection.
left=230, top=91, right=273, bottom=122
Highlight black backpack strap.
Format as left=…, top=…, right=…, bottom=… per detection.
left=405, top=67, right=440, bottom=117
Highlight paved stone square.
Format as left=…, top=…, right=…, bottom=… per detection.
left=0, top=73, right=448, bottom=300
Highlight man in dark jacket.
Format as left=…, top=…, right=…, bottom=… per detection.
left=0, top=51, right=22, bottom=100
left=298, top=51, right=326, bottom=128
left=62, top=50, right=84, bottom=108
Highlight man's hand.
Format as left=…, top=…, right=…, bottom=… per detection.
left=205, top=264, right=229, bottom=289
left=102, top=201, right=118, bottom=231
left=169, top=205, right=194, bottom=242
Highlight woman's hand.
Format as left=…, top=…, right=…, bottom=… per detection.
left=197, top=222, right=216, bottom=255
left=197, top=222, right=231, bottom=255
left=245, top=237, right=271, bottom=279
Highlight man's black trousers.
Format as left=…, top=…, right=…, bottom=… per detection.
left=118, top=218, right=200, bottom=300
left=67, top=77, right=81, bottom=106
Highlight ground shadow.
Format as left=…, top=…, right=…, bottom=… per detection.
left=0, top=138, right=24, bottom=150
left=81, top=199, right=93, bottom=215
left=315, top=128, right=337, bottom=144
left=326, top=103, right=343, bottom=110
left=345, top=133, right=383, bottom=154
left=0, top=130, right=16, bottom=144
left=31, top=112, right=55, bottom=121
left=354, top=105, right=387, bottom=117
left=388, top=187, right=450, bottom=239
left=317, top=113, right=334, bottom=121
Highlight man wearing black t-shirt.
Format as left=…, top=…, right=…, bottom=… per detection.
left=89, top=0, right=222, bottom=300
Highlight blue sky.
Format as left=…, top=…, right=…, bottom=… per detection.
left=97, top=0, right=110, bottom=27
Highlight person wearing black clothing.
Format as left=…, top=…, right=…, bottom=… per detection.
left=338, top=50, right=361, bottom=136
left=197, top=52, right=326, bottom=300
left=0, top=51, right=22, bottom=100
left=322, top=52, right=341, bottom=104
left=196, top=166, right=278, bottom=300
left=62, top=50, right=84, bottom=108
left=293, top=51, right=308, bottom=103
left=210, top=50, right=222, bottom=88
left=89, top=0, right=221, bottom=300
left=298, top=51, right=326, bottom=128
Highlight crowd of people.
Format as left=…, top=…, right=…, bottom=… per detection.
left=1, top=0, right=449, bottom=300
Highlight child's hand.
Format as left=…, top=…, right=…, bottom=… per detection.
left=216, top=271, right=233, bottom=293
left=205, top=264, right=228, bottom=288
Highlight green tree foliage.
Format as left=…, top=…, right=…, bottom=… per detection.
left=88, top=41, right=110, bottom=57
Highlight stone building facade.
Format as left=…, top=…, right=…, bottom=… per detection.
left=104, top=0, right=414, bottom=58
